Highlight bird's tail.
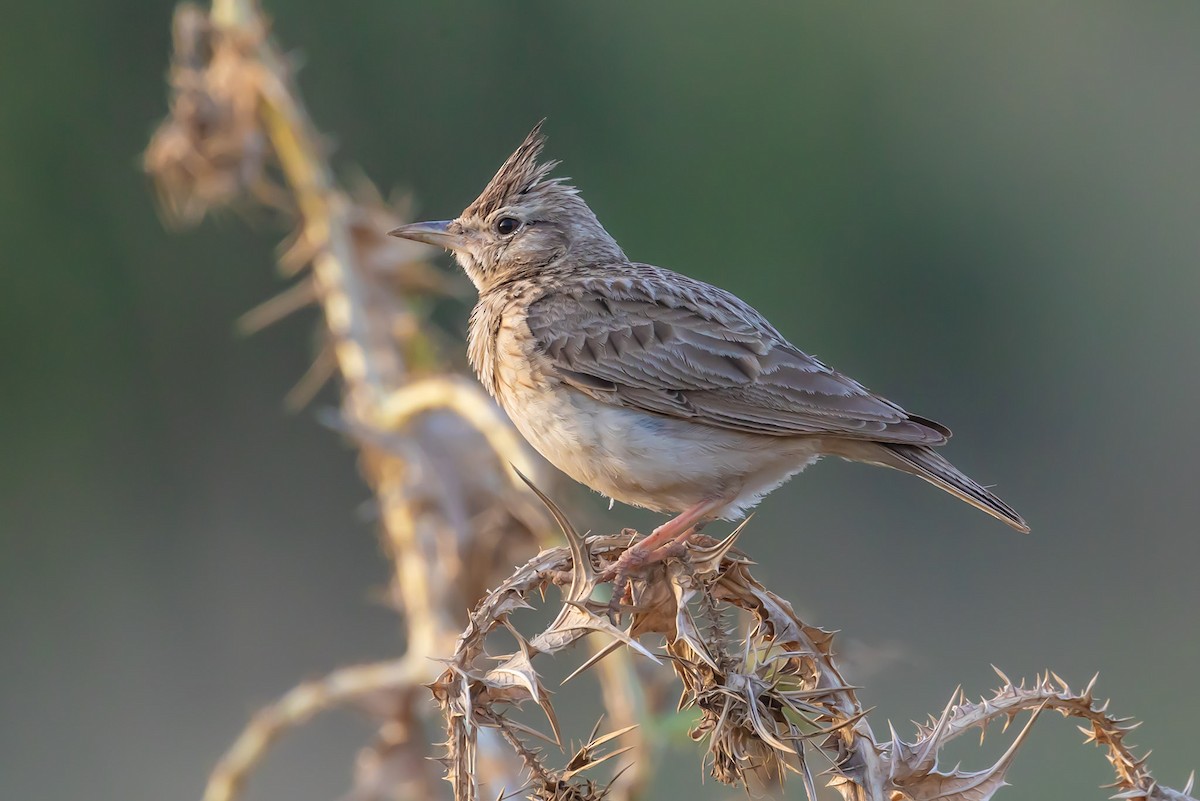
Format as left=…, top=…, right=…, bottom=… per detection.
left=880, top=444, right=1029, bottom=533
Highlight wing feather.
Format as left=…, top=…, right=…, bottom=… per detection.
left=526, top=267, right=949, bottom=445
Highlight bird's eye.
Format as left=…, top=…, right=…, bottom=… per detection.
left=496, top=217, right=520, bottom=235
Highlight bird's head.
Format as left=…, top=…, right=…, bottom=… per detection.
left=389, top=121, right=625, bottom=292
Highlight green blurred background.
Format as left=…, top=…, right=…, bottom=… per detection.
left=3, top=2, right=1198, bottom=799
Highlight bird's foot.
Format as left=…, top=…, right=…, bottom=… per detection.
left=598, top=532, right=657, bottom=583
left=598, top=549, right=640, bottom=620
left=604, top=574, right=633, bottom=619
left=598, top=527, right=698, bottom=619
left=646, top=536, right=693, bottom=562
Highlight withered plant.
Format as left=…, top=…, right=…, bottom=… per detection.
left=146, top=2, right=1196, bottom=800
left=439, top=483, right=1197, bottom=801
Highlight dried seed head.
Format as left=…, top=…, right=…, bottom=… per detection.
left=432, top=483, right=870, bottom=801
left=145, top=4, right=271, bottom=225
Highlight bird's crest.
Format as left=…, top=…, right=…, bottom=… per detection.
left=463, top=120, right=572, bottom=218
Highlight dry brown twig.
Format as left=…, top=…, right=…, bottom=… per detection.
left=146, top=2, right=650, bottom=799
left=145, top=3, right=1195, bottom=801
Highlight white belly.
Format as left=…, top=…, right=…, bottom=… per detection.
left=498, top=373, right=822, bottom=519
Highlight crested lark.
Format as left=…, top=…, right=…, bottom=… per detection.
left=391, top=123, right=1028, bottom=573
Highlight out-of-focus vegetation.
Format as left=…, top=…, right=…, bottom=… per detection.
left=2, top=3, right=1198, bottom=801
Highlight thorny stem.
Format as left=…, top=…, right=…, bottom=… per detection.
left=211, top=0, right=452, bottom=680
left=203, top=660, right=424, bottom=801
left=148, top=1, right=660, bottom=799
left=433, top=498, right=1197, bottom=801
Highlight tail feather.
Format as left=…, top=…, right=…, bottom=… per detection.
left=882, top=444, right=1029, bottom=533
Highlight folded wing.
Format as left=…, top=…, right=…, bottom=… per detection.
left=526, top=270, right=950, bottom=445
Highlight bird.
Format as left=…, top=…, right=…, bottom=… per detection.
left=390, top=122, right=1028, bottom=576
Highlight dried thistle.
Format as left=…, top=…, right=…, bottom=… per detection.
left=883, top=669, right=1198, bottom=801
left=145, top=4, right=275, bottom=224
left=436, top=481, right=1197, bottom=801
left=432, top=481, right=872, bottom=801
left=144, top=4, right=659, bottom=801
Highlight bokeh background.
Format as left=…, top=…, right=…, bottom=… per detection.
left=3, top=2, right=1198, bottom=799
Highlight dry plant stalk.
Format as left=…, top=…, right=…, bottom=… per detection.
left=437, top=481, right=1197, bottom=801
left=144, top=2, right=652, bottom=799
left=145, top=3, right=1195, bottom=801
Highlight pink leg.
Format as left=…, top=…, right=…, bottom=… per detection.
left=603, top=498, right=726, bottom=581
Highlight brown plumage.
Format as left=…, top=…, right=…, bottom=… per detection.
left=391, top=122, right=1028, bottom=570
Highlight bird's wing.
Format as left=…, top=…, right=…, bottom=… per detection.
left=525, top=270, right=950, bottom=444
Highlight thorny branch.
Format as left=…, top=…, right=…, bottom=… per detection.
left=439, top=484, right=1197, bottom=801
left=144, top=2, right=651, bottom=799
left=145, top=3, right=1195, bottom=801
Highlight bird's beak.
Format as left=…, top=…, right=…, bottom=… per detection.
left=387, top=220, right=463, bottom=250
